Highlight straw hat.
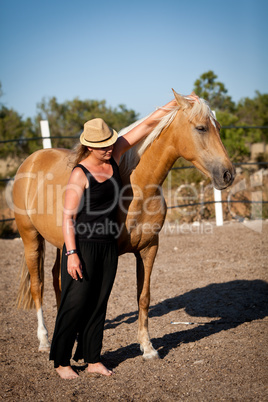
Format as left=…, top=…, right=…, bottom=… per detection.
left=80, top=118, right=118, bottom=148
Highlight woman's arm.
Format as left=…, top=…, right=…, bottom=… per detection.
left=112, top=99, right=177, bottom=164
left=62, top=168, right=86, bottom=280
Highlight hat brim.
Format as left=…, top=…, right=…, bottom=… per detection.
left=80, top=128, right=118, bottom=148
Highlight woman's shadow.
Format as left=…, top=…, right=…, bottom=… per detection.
left=103, top=279, right=268, bottom=367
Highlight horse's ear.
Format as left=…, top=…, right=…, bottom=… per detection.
left=172, top=89, right=189, bottom=108
left=190, top=91, right=197, bottom=97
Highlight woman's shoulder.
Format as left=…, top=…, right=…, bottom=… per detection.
left=73, top=163, right=90, bottom=175
left=69, top=164, right=89, bottom=186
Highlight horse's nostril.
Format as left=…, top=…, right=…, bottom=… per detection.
left=223, top=170, right=232, bottom=184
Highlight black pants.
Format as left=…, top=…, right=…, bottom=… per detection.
left=49, top=240, right=118, bottom=368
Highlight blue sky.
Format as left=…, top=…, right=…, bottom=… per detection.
left=1, top=0, right=267, bottom=120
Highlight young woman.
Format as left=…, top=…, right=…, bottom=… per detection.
left=49, top=99, right=176, bottom=379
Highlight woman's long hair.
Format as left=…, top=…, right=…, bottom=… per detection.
left=70, top=143, right=91, bottom=167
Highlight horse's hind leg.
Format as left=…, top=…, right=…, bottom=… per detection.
left=52, top=248, right=62, bottom=310
left=17, top=224, right=50, bottom=352
left=136, top=238, right=159, bottom=360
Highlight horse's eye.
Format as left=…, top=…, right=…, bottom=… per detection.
left=196, top=126, right=207, bottom=133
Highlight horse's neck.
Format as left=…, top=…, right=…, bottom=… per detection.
left=131, top=128, right=178, bottom=190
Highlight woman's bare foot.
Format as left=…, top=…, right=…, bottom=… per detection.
left=56, top=365, right=79, bottom=379
left=87, top=362, right=113, bottom=376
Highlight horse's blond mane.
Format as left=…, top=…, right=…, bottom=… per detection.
left=185, top=96, right=216, bottom=124
left=119, top=95, right=215, bottom=180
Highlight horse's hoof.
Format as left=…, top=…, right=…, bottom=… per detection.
left=142, top=349, right=159, bottom=360
left=38, top=345, right=50, bottom=352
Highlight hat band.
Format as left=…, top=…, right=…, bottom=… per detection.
left=83, top=131, right=113, bottom=144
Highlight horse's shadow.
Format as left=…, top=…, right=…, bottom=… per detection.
left=103, top=279, right=268, bottom=367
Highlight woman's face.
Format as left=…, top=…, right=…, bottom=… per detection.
left=88, top=144, right=114, bottom=161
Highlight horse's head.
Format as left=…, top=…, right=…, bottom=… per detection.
left=171, top=90, right=235, bottom=190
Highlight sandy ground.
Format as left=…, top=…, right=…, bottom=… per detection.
left=0, top=221, right=267, bottom=401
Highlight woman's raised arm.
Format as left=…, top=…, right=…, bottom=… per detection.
left=112, top=99, right=177, bottom=164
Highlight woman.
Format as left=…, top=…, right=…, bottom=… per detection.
left=49, top=99, right=176, bottom=379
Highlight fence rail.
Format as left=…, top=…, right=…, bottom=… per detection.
left=1, top=162, right=267, bottom=184
left=1, top=128, right=267, bottom=224
left=1, top=125, right=268, bottom=144
left=1, top=161, right=267, bottom=224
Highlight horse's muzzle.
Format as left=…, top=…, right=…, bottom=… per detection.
left=212, top=165, right=236, bottom=190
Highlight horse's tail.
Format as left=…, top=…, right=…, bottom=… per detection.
left=16, top=239, right=45, bottom=310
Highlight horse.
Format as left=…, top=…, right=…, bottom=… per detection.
left=13, top=90, right=235, bottom=359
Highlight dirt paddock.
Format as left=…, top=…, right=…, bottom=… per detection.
left=0, top=221, right=267, bottom=401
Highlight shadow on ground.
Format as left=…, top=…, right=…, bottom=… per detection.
left=104, top=279, right=268, bottom=366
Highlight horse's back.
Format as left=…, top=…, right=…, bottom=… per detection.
left=13, top=148, right=72, bottom=248
left=16, top=148, right=71, bottom=172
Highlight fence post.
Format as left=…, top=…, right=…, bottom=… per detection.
left=214, top=188, right=223, bottom=226
left=40, top=120, right=52, bottom=149
left=212, top=110, right=223, bottom=226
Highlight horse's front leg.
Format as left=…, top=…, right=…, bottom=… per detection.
left=136, top=238, right=159, bottom=359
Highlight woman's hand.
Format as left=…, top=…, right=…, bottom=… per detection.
left=112, top=98, right=177, bottom=163
left=67, top=254, right=83, bottom=280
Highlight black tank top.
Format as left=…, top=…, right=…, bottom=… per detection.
left=74, top=157, right=122, bottom=242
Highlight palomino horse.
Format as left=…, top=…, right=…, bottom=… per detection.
left=13, top=90, right=235, bottom=359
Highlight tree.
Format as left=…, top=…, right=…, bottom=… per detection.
left=193, top=72, right=268, bottom=161
left=236, top=91, right=268, bottom=143
left=193, top=70, right=235, bottom=112
left=216, top=110, right=251, bottom=161
left=35, top=97, right=139, bottom=149
left=0, top=106, right=36, bottom=157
